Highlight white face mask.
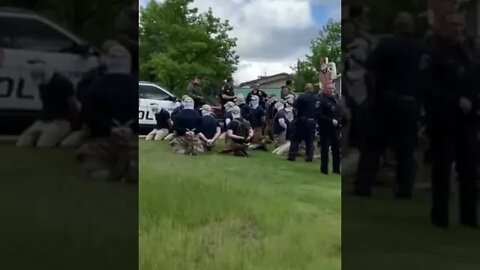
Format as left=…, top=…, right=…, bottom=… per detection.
left=250, top=99, right=259, bottom=109
left=183, top=100, right=195, bottom=110
left=286, top=111, right=294, bottom=122
left=201, top=110, right=212, bottom=116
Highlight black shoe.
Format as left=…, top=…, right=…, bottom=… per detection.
left=287, top=157, right=296, bottom=162
left=306, top=159, right=313, bottom=163
left=333, top=170, right=341, bottom=175
left=321, top=169, right=328, bottom=175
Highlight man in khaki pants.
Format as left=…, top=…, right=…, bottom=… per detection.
left=16, top=60, right=80, bottom=147
left=145, top=104, right=172, bottom=141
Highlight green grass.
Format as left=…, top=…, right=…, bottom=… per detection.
left=343, top=183, right=480, bottom=270
left=0, top=142, right=137, bottom=270
left=140, top=141, right=341, bottom=270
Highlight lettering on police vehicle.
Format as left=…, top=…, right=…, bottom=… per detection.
left=139, top=110, right=155, bottom=120
left=0, top=76, right=34, bottom=99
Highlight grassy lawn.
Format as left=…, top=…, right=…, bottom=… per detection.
left=343, top=183, right=480, bottom=270
left=0, top=142, right=137, bottom=270
left=140, top=141, right=341, bottom=270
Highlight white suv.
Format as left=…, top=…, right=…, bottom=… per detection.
left=0, top=8, right=100, bottom=133
left=139, top=81, right=181, bottom=131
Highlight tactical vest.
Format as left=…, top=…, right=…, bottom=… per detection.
left=231, top=118, right=251, bottom=142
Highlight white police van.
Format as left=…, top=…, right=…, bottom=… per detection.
left=139, top=81, right=181, bottom=132
left=0, top=8, right=100, bottom=133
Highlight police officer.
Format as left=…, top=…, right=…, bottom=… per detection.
left=186, top=75, right=205, bottom=110
left=422, top=14, right=478, bottom=228
left=317, top=87, right=342, bottom=175
left=219, top=77, right=236, bottom=107
left=354, top=12, right=424, bottom=198
left=287, top=83, right=319, bottom=162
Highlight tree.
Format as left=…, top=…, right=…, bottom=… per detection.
left=292, top=19, right=341, bottom=93
left=2, top=0, right=127, bottom=46
left=139, top=0, right=239, bottom=98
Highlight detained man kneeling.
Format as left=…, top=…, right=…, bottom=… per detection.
left=198, top=104, right=222, bottom=151
left=145, top=104, right=172, bottom=141
left=220, top=106, right=253, bottom=157
left=171, top=98, right=204, bottom=155
left=76, top=44, right=138, bottom=183
left=16, top=60, right=80, bottom=147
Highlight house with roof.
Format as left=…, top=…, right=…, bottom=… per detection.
left=238, top=73, right=292, bottom=89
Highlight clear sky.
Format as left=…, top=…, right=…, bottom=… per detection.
left=140, top=0, right=340, bottom=84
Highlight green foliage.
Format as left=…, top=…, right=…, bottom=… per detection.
left=292, top=20, right=341, bottom=93
left=2, top=0, right=128, bottom=46
left=139, top=0, right=239, bottom=96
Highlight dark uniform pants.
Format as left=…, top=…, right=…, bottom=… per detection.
left=430, top=119, right=477, bottom=226
left=320, top=130, right=341, bottom=173
left=354, top=99, right=420, bottom=196
left=288, top=118, right=316, bottom=161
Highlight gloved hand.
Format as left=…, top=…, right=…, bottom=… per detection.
left=332, top=119, right=339, bottom=127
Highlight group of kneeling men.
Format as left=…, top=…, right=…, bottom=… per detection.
left=146, top=92, right=297, bottom=158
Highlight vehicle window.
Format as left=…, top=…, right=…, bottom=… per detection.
left=139, top=84, right=171, bottom=100
left=0, top=17, right=75, bottom=53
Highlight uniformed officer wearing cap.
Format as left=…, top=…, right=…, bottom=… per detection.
left=421, top=11, right=478, bottom=228
left=198, top=104, right=222, bottom=151
left=287, top=83, right=320, bottom=162
left=317, top=86, right=343, bottom=174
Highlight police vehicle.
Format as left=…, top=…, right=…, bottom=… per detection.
left=139, top=81, right=181, bottom=132
left=0, top=8, right=101, bottom=133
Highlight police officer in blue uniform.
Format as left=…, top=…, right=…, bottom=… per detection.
left=422, top=22, right=478, bottom=228
left=287, top=83, right=319, bottom=162
left=354, top=12, right=424, bottom=199
left=317, top=87, right=342, bottom=174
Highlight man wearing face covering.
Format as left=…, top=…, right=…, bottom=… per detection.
left=16, top=60, right=79, bottom=147
left=246, top=83, right=268, bottom=109
left=76, top=44, right=138, bottom=183
left=61, top=40, right=117, bottom=147
left=221, top=106, right=254, bottom=157
left=198, top=104, right=222, bottom=151
left=171, top=97, right=204, bottom=155
left=272, top=101, right=289, bottom=148
left=249, top=95, right=267, bottom=151
left=236, top=94, right=251, bottom=123
left=145, top=103, right=172, bottom=141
